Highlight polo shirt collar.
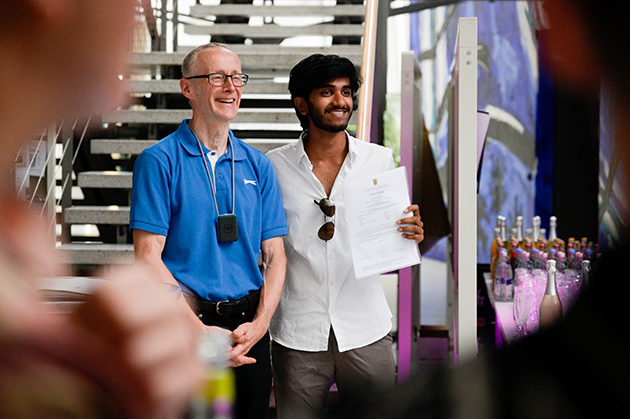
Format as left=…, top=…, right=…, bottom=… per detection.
left=295, top=129, right=359, bottom=166
left=177, top=119, right=245, bottom=161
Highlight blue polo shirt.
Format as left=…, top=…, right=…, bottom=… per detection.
left=130, top=120, right=287, bottom=301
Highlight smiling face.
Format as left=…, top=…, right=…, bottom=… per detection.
left=296, top=77, right=354, bottom=134
left=181, top=47, right=243, bottom=125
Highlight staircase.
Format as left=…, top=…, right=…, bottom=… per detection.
left=56, top=1, right=366, bottom=270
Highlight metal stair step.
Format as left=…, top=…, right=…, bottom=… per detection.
left=91, top=138, right=293, bottom=155
left=102, top=109, right=303, bottom=125
left=198, top=44, right=362, bottom=55
left=189, top=4, right=366, bottom=18
left=64, top=206, right=130, bottom=225
left=130, top=49, right=361, bottom=69
left=56, top=243, right=134, bottom=265
left=125, top=79, right=289, bottom=95
left=78, top=171, right=132, bottom=189
left=91, top=139, right=158, bottom=155
left=184, top=23, right=364, bottom=38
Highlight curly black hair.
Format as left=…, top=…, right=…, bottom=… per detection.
left=288, top=54, right=363, bottom=130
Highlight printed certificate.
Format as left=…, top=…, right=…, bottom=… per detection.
left=343, top=166, right=421, bottom=278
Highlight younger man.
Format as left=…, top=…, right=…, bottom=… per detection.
left=267, top=54, right=424, bottom=419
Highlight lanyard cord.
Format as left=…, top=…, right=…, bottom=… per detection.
left=191, top=126, right=236, bottom=216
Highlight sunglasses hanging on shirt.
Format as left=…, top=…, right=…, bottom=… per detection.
left=314, top=197, right=335, bottom=241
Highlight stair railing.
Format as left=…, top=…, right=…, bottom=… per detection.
left=15, top=117, right=92, bottom=243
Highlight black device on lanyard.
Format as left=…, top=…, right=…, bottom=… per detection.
left=193, top=127, right=238, bottom=243
left=218, top=214, right=238, bottom=243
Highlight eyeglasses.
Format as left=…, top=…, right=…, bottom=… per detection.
left=185, top=73, right=249, bottom=87
left=314, top=198, right=335, bottom=241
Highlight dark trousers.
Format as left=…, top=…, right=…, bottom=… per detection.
left=197, top=297, right=271, bottom=419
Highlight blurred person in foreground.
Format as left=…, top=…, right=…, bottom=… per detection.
left=0, top=1, right=201, bottom=418
left=327, top=1, right=630, bottom=418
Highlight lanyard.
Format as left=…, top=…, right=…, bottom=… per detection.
left=191, top=127, right=236, bottom=217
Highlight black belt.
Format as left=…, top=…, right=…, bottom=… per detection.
left=194, top=288, right=260, bottom=316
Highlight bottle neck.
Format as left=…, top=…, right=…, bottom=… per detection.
left=546, top=263, right=558, bottom=296
left=549, top=217, right=557, bottom=241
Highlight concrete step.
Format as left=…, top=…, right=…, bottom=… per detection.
left=189, top=4, right=365, bottom=18
left=102, top=109, right=355, bottom=126
left=130, top=49, right=362, bottom=70
left=56, top=243, right=134, bottom=265
left=125, top=79, right=289, bottom=95
left=102, top=109, right=285, bottom=124
left=91, top=138, right=293, bottom=156
left=78, top=171, right=132, bottom=189
left=202, top=44, right=362, bottom=55
left=101, top=109, right=310, bottom=126
left=91, top=139, right=158, bottom=155
left=184, top=23, right=364, bottom=38
left=65, top=206, right=130, bottom=225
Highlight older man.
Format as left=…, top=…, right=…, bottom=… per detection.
left=130, top=43, right=287, bottom=419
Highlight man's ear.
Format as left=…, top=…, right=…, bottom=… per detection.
left=543, top=0, right=601, bottom=95
left=180, top=78, right=195, bottom=101
left=294, top=97, right=309, bottom=116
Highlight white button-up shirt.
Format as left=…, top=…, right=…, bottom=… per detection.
left=267, top=131, right=395, bottom=352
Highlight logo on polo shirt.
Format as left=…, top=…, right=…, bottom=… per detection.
left=244, top=179, right=257, bottom=185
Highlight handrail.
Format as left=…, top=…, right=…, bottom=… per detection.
left=356, top=0, right=379, bottom=143
left=140, top=0, right=160, bottom=50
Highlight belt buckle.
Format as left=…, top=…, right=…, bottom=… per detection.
left=215, top=300, right=229, bottom=315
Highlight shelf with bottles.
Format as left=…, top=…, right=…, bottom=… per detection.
left=486, top=214, right=596, bottom=345
left=490, top=214, right=599, bottom=300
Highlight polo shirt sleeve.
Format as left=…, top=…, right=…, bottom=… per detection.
left=129, top=149, right=171, bottom=237
left=258, top=156, right=288, bottom=241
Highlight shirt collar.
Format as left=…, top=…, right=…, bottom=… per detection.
left=295, top=129, right=359, bottom=166
left=177, top=119, right=244, bottom=161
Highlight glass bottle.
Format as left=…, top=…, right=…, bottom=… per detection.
left=548, top=216, right=565, bottom=253
left=532, top=216, right=548, bottom=251
left=515, top=215, right=524, bottom=246
left=548, top=216, right=557, bottom=242
left=190, top=332, right=235, bottom=419
left=490, top=216, right=507, bottom=279
left=532, top=216, right=540, bottom=244
left=539, top=259, right=563, bottom=329
left=493, top=248, right=513, bottom=301
left=580, top=259, right=591, bottom=297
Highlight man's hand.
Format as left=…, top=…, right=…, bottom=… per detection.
left=229, top=320, right=266, bottom=367
left=397, top=204, right=425, bottom=244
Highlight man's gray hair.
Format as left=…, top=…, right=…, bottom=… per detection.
left=181, top=42, right=232, bottom=78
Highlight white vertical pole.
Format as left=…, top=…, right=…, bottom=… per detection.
left=398, top=51, right=422, bottom=382
left=453, top=17, right=478, bottom=363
